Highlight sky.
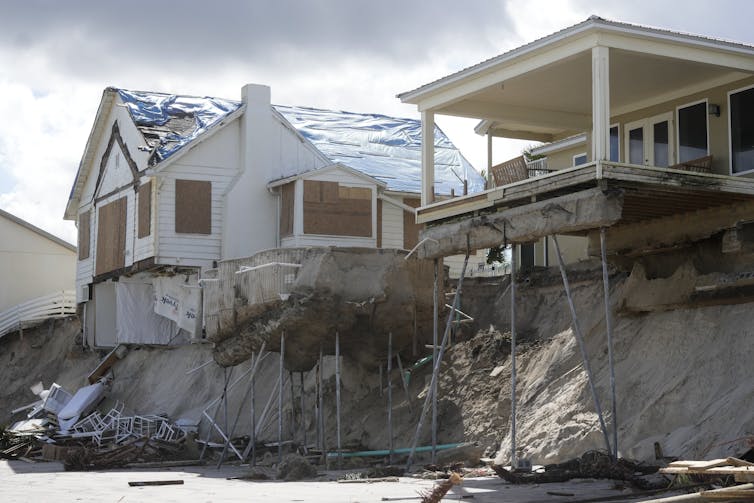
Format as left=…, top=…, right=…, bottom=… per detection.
left=2, top=0, right=754, bottom=245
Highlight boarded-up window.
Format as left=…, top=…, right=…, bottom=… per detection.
left=95, top=197, right=127, bottom=276
left=138, top=181, right=151, bottom=238
left=78, top=211, right=91, bottom=260
left=403, top=198, right=423, bottom=250
left=280, top=182, right=295, bottom=238
left=175, top=179, right=211, bottom=234
left=303, top=180, right=372, bottom=237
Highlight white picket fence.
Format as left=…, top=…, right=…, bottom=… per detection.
left=0, top=290, right=77, bottom=339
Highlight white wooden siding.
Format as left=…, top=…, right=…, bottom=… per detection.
left=98, top=143, right=133, bottom=196
left=274, top=119, right=326, bottom=179
left=381, top=200, right=404, bottom=249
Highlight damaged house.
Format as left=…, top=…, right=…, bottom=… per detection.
left=64, top=85, right=484, bottom=349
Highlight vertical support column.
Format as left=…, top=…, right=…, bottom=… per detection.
left=510, top=243, right=517, bottom=469
left=592, top=46, right=611, bottom=162
left=421, top=110, right=435, bottom=206
left=431, top=258, right=439, bottom=464
left=553, top=235, right=612, bottom=455
left=251, top=357, right=257, bottom=466
left=600, top=227, right=618, bottom=459
left=335, top=331, right=342, bottom=469
left=387, top=332, right=393, bottom=465
left=300, top=372, right=306, bottom=452
left=318, top=345, right=325, bottom=465
left=487, top=132, right=493, bottom=188
left=278, top=331, right=285, bottom=463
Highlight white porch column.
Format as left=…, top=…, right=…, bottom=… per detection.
left=592, top=46, right=610, bottom=162
left=487, top=132, right=493, bottom=188
left=421, top=110, right=435, bottom=206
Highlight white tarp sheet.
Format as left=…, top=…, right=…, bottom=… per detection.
left=115, top=281, right=178, bottom=345
left=153, top=276, right=202, bottom=338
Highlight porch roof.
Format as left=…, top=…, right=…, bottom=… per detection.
left=398, top=16, right=754, bottom=142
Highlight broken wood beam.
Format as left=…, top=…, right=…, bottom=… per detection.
left=417, top=187, right=623, bottom=259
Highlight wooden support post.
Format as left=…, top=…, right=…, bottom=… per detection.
left=251, top=356, right=257, bottom=466
left=432, top=258, right=439, bottom=464
left=592, top=45, right=611, bottom=162
left=510, top=243, right=517, bottom=468
left=553, top=235, right=612, bottom=455
left=278, top=332, right=285, bottom=463
left=406, top=242, right=471, bottom=472
left=387, top=332, right=393, bottom=465
left=335, top=331, right=342, bottom=469
left=600, top=227, right=618, bottom=459
left=379, top=364, right=383, bottom=397
left=289, top=370, right=295, bottom=445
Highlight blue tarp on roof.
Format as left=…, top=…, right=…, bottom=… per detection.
left=274, top=105, right=484, bottom=195
left=117, top=89, right=242, bottom=164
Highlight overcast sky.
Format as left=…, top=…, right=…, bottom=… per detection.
left=2, top=0, right=753, bottom=244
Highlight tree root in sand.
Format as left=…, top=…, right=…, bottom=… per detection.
left=492, top=451, right=665, bottom=490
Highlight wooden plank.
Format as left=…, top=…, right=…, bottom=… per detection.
left=418, top=187, right=622, bottom=259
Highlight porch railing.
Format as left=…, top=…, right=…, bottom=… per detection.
left=0, top=290, right=77, bottom=339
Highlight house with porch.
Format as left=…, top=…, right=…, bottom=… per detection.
left=400, top=15, right=754, bottom=272
left=64, top=85, right=484, bottom=348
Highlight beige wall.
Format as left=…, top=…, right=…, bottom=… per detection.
left=0, top=213, right=76, bottom=312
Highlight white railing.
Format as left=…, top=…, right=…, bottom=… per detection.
left=526, top=157, right=550, bottom=177
left=0, top=290, right=77, bottom=339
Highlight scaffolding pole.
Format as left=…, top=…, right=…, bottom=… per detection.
left=432, top=258, right=439, bottom=464
left=335, top=331, right=342, bottom=469
left=387, top=332, right=393, bottom=465
left=300, top=372, right=307, bottom=453
left=318, top=346, right=325, bottom=465
left=552, top=235, right=612, bottom=455
left=600, top=227, right=618, bottom=459
left=406, top=244, right=471, bottom=472
left=199, top=366, right=233, bottom=461
left=278, top=331, right=285, bottom=463
left=510, top=243, right=518, bottom=468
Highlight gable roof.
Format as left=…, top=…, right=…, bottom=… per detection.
left=117, top=89, right=243, bottom=166
left=274, top=104, right=483, bottom=195
left=0, top=208, right=76, bottom=252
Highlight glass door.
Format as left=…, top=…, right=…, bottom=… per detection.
left=624, top=113, right=674, bottom=167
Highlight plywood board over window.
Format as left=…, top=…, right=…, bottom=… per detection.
left=280, top=182, right=295, bottom=238
left=175, top=179, right=211, bottom=234
left=95, top=197, right=127, bottom=276
left=78, top=210, right=91, bottom=260
left=403, top=198, right=422, bottom=250
left=303, top=180, right=372, bottom=237
left=137, top=181, right=151, bottom=238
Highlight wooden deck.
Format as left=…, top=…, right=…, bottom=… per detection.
left=415, top=161, right=754, bottom=259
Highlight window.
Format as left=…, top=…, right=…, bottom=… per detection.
left=303, top=180, right=371, bottom=237
left=609, top=125, right=619, bottom=162
left=573, top=153, right=588, bottom=166
left=730, top=86, right=754, bottom=174
left=175, top=179, right=211, bottom=234
left=78, top=211, right=90, bottom=260
left=677, top=101, right=708, bottom=163
left=280, top=182, right=294, bottom=238
left=137, top=181, right=151, bottom=238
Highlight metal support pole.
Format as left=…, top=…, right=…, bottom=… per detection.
left=335, top=331, right=342, bottom=469
left=431, top=258, right=439, bottom=464
left=300, top=372, right=306, bottom=453
left=289, top=370, right=296, bottom=445
left=553, top=235, right=612, bottom=455
left=278, top=331, right=285, bottom=463
left=387, top=332, right=394, bottom=465
left=379, top=364, right=383, bottom=397
left=251, top=356, right=256, bottom=466
left=406, top=244, right=471, bottom=472
left=600, top=227, right=618, bottom=459
left=318, top=346, right=325, bottom=464
left=510, top=243, right=517, bottom=469
left=199, top=366, right=233, bottom=461
left=396, top=353, right=412, bottom=412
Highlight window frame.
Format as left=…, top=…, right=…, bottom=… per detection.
left=675, top=98, right=709, bottom=165
left=572, top=152, right=588, bottom=166
left=609, top=123, right=620, bottom=162
left=728, top=83, right=754, bottom=176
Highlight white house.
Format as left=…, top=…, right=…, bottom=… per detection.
left=0, top=209, right=76, bottom=335
left=64, top=85, right=484, bottom=348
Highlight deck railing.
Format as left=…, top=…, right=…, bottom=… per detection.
left=0, top=290, right=76, bottom=339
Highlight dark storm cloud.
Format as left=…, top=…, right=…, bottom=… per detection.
left=1, top=0, right=510, bottom=80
